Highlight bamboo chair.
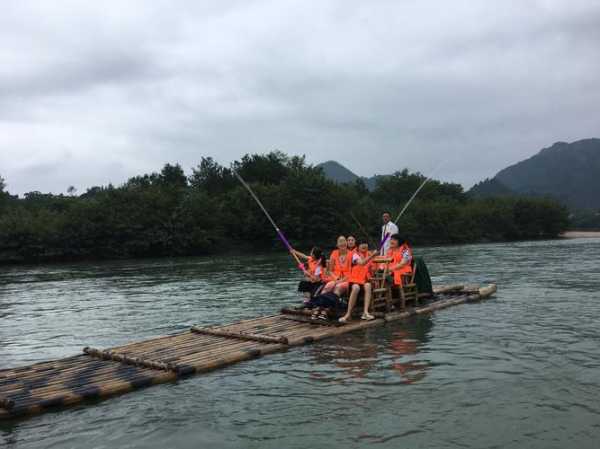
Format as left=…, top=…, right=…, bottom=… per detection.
left=369, top=257, right=394, bottom=313
left=395, top=261, right=419, bottom=310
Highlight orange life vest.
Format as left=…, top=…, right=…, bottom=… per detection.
left=349, top=251, right=372, bottom=285
left=390, top=244, right=413, bottom=286
left=330, top=249, right=352, bottom=280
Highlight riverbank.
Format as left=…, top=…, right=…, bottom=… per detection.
left=561, top=230, right=600, bottom=238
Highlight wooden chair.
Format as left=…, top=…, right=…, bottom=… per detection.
left=369, top=257, right=394, bottom=313
left=394, top=261, right=419, bottom=310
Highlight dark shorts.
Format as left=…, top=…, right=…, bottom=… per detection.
left=298, top=281, right=323, bottom=296
left=305, top=292, right=345, bottom=309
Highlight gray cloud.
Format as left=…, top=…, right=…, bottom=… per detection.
left=1, top=0, right=599, bottom=195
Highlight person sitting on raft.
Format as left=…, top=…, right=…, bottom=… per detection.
left=387, top=234, right=413, bottom=286
left=347, top=235, right=357, bottom=254
left=321, top=235, right=352, bottom=298
left=339, top=239, right=378, bottom=323
left=304, top=236, right=352, bottom=321
left=293, top=247, right=327, bottom=302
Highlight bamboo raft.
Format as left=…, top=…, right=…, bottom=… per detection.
left=0, top=283, right=496, bottom=420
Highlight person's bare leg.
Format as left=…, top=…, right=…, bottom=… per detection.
left=322, top=281, right=336, bottom=293
left=362, top=283, right=374, bottom=319
left=333, top=282, right=349, bottom=297
left=340, top=284, right=360, bottom=322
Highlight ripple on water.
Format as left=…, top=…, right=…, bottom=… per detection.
left=1, top=240, right=600, bottom=448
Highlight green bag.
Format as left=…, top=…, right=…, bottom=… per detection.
left=413, top=256, right=433, bottom=294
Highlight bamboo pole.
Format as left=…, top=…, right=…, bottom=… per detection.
left=0, top=397, right=14, bottom=410
left=280, top=307, right=313, bottom=317
left=83, top=347, right=179, bottom=372
left=432, top=284, right=465, bottom=294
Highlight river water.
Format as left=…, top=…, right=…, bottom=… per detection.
left=1, top=238, right=599, bottom=449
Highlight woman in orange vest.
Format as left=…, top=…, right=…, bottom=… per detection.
left=293, top=247, right=327, bottom=302
left=339, top=239, right=378, bottom=323
left=321, top=235, right=352, bottom=297
left=387, top=234, right=413, bottom=286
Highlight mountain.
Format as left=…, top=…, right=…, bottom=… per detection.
left=468, top=178, right=514, bottom=198
left=317, top=161, right=360, bottom=184
left=316, top=161, right=386, bottom=190
left=469, top=138, right=600, bottom=210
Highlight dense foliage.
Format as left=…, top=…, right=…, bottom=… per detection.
left=569, top=209, right=600, bottom=230
left=0, top=152, right=570, bottom=264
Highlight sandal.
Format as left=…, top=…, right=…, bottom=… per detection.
left=311, top=309, right=320, bottom=320
left=361, top=313, right=375, bottom=321
left=318, top=311, right=329, bottom=321
left=338, top=316, right=349, bottom=324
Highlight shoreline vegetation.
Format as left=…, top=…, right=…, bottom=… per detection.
left=0, top=152, right=570, bottom=265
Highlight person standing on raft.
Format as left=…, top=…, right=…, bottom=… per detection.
left=387, top=234, right=413, bottom=286
left=381, top=212, right=399, bottom=255
left=339, top=239, right=378, bottom=323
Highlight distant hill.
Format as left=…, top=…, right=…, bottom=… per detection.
left=468, top=138, right=600, bottom=209
left=317, top=161, right=360, bottom=184
left=316, top=161, right=385, bottom=190
left=468, top=178, right=514, bottom=198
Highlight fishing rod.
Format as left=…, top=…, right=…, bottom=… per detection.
left=393, top=160, right=446, bottom=224
left=233, top=170, right=305, bottom=271
left=379, top=160, right=447, bottom=251
left=349, top=210, right=391, bottom=253
left=349, top=211, right=374, bottom=246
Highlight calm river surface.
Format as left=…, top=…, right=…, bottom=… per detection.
left=1, top=238, right=599, bottom=448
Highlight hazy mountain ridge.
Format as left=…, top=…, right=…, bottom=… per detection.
left=319, top=138, right=600, bottom=212
left=469, top=138, right=600, bottom=210
left=316, top=161, right=382, bottom=190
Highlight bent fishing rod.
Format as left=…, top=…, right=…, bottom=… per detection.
left=381, top=160, right=447, bottom=246
left=349, top=211, right=374, bottom=247
left=233, top=170, right=305, bottom=272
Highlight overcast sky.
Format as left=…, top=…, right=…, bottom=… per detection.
left=1, top=0, right=599, bottom=195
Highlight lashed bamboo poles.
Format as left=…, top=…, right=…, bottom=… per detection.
left=0, top=361, right=159, bottom=399
left=83, top=347, right=179, bottom=372
left=0, top=361, right=166, bottom=410
left=190, top=327, right=289, bottom=345
left=0, top=284, right=496, bottom=420
left=3, top=369, right=177, bottom=418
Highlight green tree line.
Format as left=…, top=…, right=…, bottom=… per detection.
left=0, top=152, right=569, bottom=264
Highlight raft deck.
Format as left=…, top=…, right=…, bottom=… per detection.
left=0, top=284, right=496, bottom=420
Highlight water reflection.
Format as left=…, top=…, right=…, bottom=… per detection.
left=308, top=316, right=433, bottom=384
left=389, top=327, right=431, bottom=384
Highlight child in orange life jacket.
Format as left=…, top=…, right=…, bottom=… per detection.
left=339, top=239, right=378, bottom=323
left=386, top=234, right=413, bottom=286
left=321, top=236, right=352, bottom=298
left=293, top=247, right=327, bottom=302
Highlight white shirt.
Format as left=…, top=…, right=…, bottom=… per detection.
left=381, top=221, right=399, bottom=254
